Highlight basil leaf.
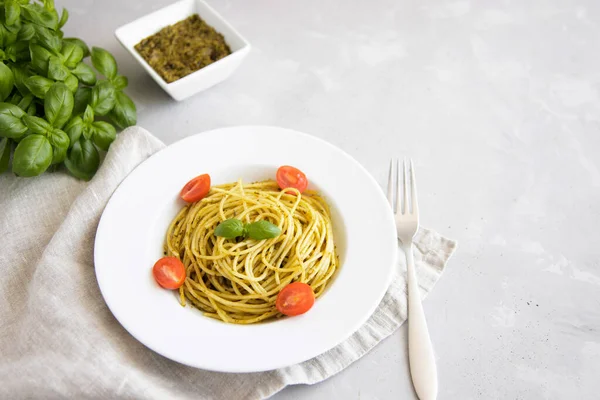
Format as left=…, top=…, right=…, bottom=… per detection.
left=16, top=94, right=34, bottom=111
left=8, top=93, right=22, bottom=105
left=91, top=121, right=116, bottom=151
left=83, top=104, right=94, bottom=124
left=64, top=137, right=99, bottom=181
left=82, top=123, right=93, bottom=140
left=48, top=128, right=68, bottom=164
left=21, top=3, right=58, bottom=31
left=245, top=220, right=281, bottom=240
left=5, top=0, right=21, bottom=26
left=27, top=102, right=36, bottom=116
left=60, top=41, right=83, bottom=69
left=48, top=55, right=69, bottom=81
left=0, top=62, right=15, bottom=102
left=214, top=219, right=244, bottom=239
left=63, top=116, right=82, bottom=148
left=92, top=121, right=117, bottom=151
left=2, top=45, right=16, bottom=63
left=0, top=137, right=11, bottom=173
left=24, top=75, right=53, bottom=98
left=44, top=82, right=73, bottom=128
left=12, top=41, right=30, bottom=62
left=0, top=102, right=27, bottom=138
left=90, top=80, right=115, bottom=115
left=64, top=73, right=78, bottom=92
left=71, top=61, right=96, bottom=85
left=0, top=26, right=6, bottom=49
left=63, top=38, right=90, bottom=58
left=41, top=0, right=54, bottom=11
left=43, top=0, right=55, bottom=12
left=58, top=8, right=68, bottom=28
left=17, top=23, right=35, bottom=42
left=73, top=86, right=91, bottom=115
left=109, top=91, right=136, bottom=129
left=4, top=22, right=20, bottom=43
left=29, top=43, right=52, bottom=75
left=91, top=47, right=117, bottom=79
left=0, top=23, right=18, bottom=48
left=12, top=134, right=52, bottom=177
left=111, top=75, right=128, bottom=91
left=34, top=25, right=61, bottom=53
left=23, top=114, right=52, bottom=135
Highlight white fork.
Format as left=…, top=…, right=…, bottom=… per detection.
left=387, top=159, right=438, bottom=400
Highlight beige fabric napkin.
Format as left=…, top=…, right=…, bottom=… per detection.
left=0, top=127, right=457, bottom=399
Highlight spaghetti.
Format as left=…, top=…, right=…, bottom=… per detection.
left=164, top=179, right=338, bottom=324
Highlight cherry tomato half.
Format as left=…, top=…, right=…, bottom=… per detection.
left=276, top=166, right=308, bottom=194
left=276, top=282, right=315, bottom=316
left=152, top=257, right=186, bottom=289
left=180, top=174, right=211, bottom=203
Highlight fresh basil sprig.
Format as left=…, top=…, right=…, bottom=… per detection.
left=0, top=0, right=137, bottom=179
left=89, top=47, right=136, bottom=128
left=215, top=219, right=282, bottom=241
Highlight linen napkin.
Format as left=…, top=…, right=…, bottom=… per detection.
left=0, top=126, right=456, bottom=400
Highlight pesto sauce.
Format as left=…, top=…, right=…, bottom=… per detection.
left=134, top=14, right=232, bottom=84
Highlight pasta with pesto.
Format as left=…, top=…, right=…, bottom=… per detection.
left=164, top=179, right=338, bottom=324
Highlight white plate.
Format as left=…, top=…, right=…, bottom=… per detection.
left=95, top=126, right=397, bottom=372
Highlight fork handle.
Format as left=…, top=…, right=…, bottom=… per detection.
left=404, top=242, right=438, bottom=400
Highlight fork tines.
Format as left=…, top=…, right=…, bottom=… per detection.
left=387, top=158, right=418, bottom=216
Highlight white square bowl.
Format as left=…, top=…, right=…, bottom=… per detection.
left=115, top=0, right=251, bottom=101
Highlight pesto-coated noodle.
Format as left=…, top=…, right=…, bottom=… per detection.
left=164, top=180, right=338, bottom=324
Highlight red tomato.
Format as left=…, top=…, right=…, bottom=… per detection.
left=152, top=257, right=186, bottom=289
left=180, top=174, right=211, bottom=202
left=276, top=166, right=308, bottom=194
left=276, top=282, right=315, bottom=316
